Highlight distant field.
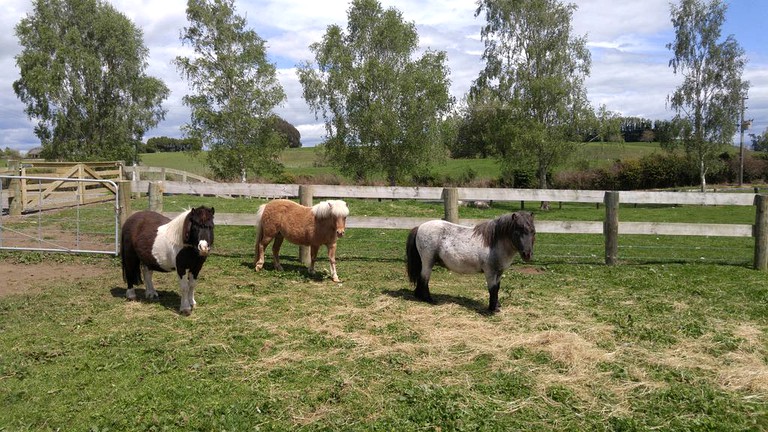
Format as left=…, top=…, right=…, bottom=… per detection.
left=137, top=142, right=666, bottom=183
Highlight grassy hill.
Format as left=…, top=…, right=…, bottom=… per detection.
left=138, top=141, right=666, bottom=183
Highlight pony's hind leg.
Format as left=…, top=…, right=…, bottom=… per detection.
left=485, top=272, right=502, bottom=313
left=308, top=244, right=320, bottom=275
left=142, top=265, right=159, bottom=300
left=254, top=236, right=272, bottom=271
left=272, top=233, right=284, bottom=271
left=415, top=258, right=435, bottom=304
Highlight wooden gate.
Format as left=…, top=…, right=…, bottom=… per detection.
left=4, top=161, right=123, bottom=214
left=0, top=175, right=121, bottom=255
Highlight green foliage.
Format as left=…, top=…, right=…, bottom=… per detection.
left=593, top=104, right=624, bottom=143
left=269, top=115, right=301, bottom=148
left=297, top=0, right=453, bottom=185
left=473, top=0, right=592, bottom=189
left=750, top=128, right=768, bottom=153
left=667, top=0, right=749, bottom=191
left=450, top=95, right=503, bottom=159
left=13, top=0, right=169, bottom=163
left=1, top=147, right=22, bottom=160
left=554, top=152, right=701, bottom=190
left=145, top=136, right=202, bottom=153
left=175, top=0, right=286, bottom=182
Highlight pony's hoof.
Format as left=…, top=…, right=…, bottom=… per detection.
left=415, top=291, right=435, bottom=304
left=275, top=265, right=283, bottom=271
left=145, top=292, right=159, bottom=301
left=126, top=289, right=137, bottom=301
left=332, top=277, right=342, bottom=283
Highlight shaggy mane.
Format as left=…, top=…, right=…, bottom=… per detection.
left=472, top=212, right=533, bottom=247
left=312, top=200, right=349, bottom=219
left=159, top=208, right=192, bottom=246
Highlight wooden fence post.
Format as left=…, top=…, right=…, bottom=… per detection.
left=754, top=194, right=768, bottom=271
left=442, top=187, right=459, bottom=223
left=299, top=185, right=314, bottom=266
left=604, top=191, right=619, bottom=265
left=118, top=181, right=132, bottom=240
left=8, top=160, right=21, bottom=216
left=148, top=181, right=164, bottom=213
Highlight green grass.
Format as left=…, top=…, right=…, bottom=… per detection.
left=1, top=217, right=767, bottom=430
left=135, top=141, right=665, bottom=183
left=3, top=145, right=767, bottom=429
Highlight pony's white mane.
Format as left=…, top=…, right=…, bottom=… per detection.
left=311, top=200, right=349, bottom=219
left=159, top=208, right=192, bottom=246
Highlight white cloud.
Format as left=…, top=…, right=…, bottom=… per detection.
left=1, top=0, right=766, bottom=152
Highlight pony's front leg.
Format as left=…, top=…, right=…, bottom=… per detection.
left=178, top=271, right=193, bottom=316
left=327, top=242, right=341, bottom=283
left=485, top=272, right=502, bottom=313
left=188, top=273, right=198, bottom=309
left=142, top=265, right=159, bottom=300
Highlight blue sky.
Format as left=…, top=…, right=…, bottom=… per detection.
left=1, top=0, right=766, bottom=154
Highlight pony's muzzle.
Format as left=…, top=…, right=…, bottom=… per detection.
left=521, top=251, right=532, bottom=262
left=337, top=230, right=345, bottom=238
left=198, top=240, right=211, bottom=257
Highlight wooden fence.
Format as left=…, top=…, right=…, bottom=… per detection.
left=123, top=165, right=213, bottom=183
left=122, top=180, right=768, bottom=270
left=3, top=161, right=123, bottom=214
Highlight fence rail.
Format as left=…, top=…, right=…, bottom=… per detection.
left=124, top=180, right=768, bottom=270
left=124, top=165, right=213, bottom=183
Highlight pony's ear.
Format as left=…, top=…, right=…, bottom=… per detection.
left=211, top=207, right=215, bottom=216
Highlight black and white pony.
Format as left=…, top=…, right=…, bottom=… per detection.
left=121, top=207, right=215, bottom=315
left=406, top=212, right=535, bottom=312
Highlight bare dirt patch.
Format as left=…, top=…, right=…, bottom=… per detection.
left=0, top=261, right=112, bottom=297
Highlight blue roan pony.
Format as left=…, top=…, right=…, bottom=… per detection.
left=406, top=212, right=535, bottom=312
left=121, top=207, right=215, bottom=315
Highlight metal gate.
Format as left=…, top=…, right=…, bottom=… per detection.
left=0, top=175, right=120, bottom=255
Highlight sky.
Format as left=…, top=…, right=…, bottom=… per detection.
left=1, top=0, right=767, bottom=154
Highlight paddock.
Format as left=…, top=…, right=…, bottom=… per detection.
left=1, top=232, right=766, bottom=429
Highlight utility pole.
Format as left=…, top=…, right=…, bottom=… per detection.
left=739, top=95, right=748, bottom=186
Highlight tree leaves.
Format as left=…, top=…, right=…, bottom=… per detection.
left=13, top=0, right=169, bottom=162
left=297, top=0, right=452, bottom=185
left=175, top=0, right=286, bottom=182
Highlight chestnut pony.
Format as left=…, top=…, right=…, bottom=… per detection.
left=254, top=199, right=349, bottom=282
left=121, top=207, right=215, bottom=315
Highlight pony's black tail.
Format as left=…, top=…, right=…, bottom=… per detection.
left=405, top=227, right=421, bottom=286
left=120, top=230, right=142, bottom=286
left=406, top=226, right=434, bottom=303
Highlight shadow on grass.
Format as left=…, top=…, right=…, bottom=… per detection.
left=238, top=260, right=330, bottom=282
left=109, top=287, right=183, bottom=314
left=383, top=288, right=494, bottom=315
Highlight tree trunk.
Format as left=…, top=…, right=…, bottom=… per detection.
left=538, top=164, right=550, bottom=210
